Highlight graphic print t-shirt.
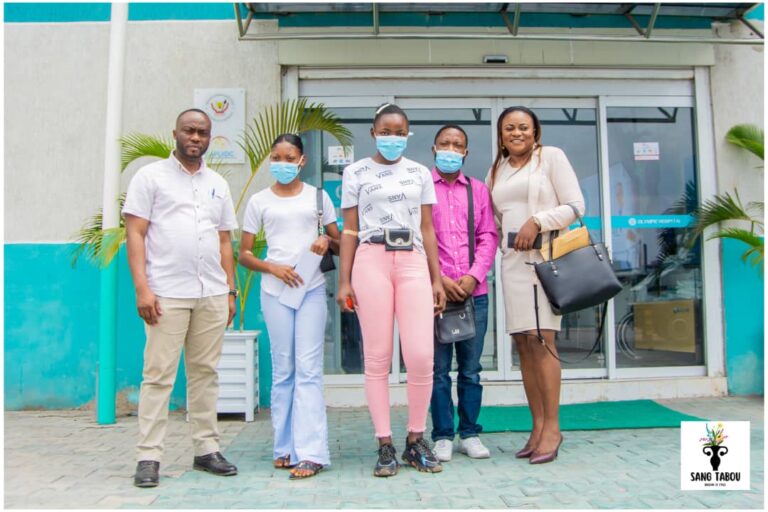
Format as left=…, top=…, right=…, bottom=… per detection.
left=341, top=157, right=437, bottom=251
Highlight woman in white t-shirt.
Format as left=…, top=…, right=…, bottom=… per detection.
left=239, top=134, right=340, bottom=480
left=337, top=104, right=447, bottom=477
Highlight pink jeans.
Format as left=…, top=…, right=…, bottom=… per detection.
left=352, top=243, right=435, bottom=438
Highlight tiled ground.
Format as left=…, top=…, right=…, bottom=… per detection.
left=4, top=396, right=764, bottom=509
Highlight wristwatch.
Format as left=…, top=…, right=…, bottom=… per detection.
left=228, top=289, right=239, bottom=298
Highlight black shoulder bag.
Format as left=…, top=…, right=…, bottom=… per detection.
left=434, top=180, right=477, bottom=344
left=529, top=204, right=622, bottom=362
left=317, top=188, right=336, bottom=273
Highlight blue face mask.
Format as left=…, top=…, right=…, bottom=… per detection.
left=434, top=150, right=465, bottom=173
left=376, top=135, right=408, bottom=161
left=269, top=161, right=300, bottom=184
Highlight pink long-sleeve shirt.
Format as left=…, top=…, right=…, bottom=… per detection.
left=431, top=168, right=499, bottom=297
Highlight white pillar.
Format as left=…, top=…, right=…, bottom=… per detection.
left=101, top=2, right=128, bottom=230
left=97, top=2, right=128, bottom=425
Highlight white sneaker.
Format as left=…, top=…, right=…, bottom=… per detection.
left=458, top=436, right=491, bottom=459
left=433, top=439, right=453, bottom=462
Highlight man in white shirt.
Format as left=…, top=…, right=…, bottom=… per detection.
left=122, top=109, right=239, bottom=487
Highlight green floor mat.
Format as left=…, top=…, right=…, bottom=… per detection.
left=465, top=400, right=704, bottom=432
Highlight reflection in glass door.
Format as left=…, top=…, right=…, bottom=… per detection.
left=606, top=106, right=704, bottom=368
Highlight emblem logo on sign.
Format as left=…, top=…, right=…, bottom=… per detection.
left=206, top=94, right=234, bottom=121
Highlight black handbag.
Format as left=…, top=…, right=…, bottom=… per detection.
left=316, top=188, right=336, bottom=273
left=528, top=204, right=622, bottom=363
left=533, top=205, right=622, bottom=316
left=434, top=180, right=477, bottom=344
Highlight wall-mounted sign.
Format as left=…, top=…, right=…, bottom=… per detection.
left=194, top=88, right=245, bottom=164
left=633, top=142, right=660, bottom=161
left=328, top=145, right=354, bottom=166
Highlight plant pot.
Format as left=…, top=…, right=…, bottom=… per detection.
left=216, top=330, right=260, bottom=421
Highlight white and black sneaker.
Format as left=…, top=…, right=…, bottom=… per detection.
left=373, top=443, right=399, bottom=477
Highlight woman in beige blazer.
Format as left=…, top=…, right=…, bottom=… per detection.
left=486, top=106, right=585, bottom=464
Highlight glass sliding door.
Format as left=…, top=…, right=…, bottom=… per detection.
left=393, top=102, right=498, bottom=379
left=303, top=104, right=385, bottom=378
left=605, top=105, right=704, bottom=368
left=299, top=85, right=710, bottom=385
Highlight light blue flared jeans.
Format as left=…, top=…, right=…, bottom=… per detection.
left=260, top=285, right=330, bottom=466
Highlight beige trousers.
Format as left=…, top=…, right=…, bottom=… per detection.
left=136, top=294, right=228, bottom=462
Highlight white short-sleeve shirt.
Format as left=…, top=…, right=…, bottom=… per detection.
left=242, top=183, right=336, bottom=297
left=121, top=154, right=238, bottom=299
left=341, top=157, right=436, bottom=251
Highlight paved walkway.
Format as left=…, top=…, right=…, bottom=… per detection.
left=4, top=396, right=764, bottom=509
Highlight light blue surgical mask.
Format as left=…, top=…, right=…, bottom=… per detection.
left=376, top=135, right=408, bottom=161
left=434, top=150, right=465, bottom=173
left=269, top=161, right=300, bottom=184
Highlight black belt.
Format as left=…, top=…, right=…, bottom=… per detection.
left=367, top=234, right=385, bottom=244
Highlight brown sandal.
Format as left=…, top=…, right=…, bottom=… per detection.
left=273, top=455, right=294, bottom=469
left=289, top=460, right=323, bottom=480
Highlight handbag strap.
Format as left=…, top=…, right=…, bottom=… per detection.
left=466, top=178, right=475, bottom=267
left=528, top=284, right=607, bottom=364
left=316, top=187, right=325, bottom=236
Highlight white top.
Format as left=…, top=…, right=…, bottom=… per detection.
left=242, top=183, right=336, bottom=297
left=121, top=154, right=238, bottom=299
left=341, top=157, right=437, bottom=251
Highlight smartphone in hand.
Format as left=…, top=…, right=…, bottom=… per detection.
left=507, top=231, right=543, bottom=250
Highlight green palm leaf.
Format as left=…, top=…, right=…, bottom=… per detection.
left=119, top=133, right=173, bottom=171
left=706, top=227, right=764, bottom=268
left=726, top=124, right=764, bottom=161
left=694, top=191, right=753, bottom=235
left=71, top=196, right=127, bottom=268
left=236, top=98, right=353, bottom=211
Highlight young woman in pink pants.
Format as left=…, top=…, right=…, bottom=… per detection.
left=337, top=104, right=447, bottom=477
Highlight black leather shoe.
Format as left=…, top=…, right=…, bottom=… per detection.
left=193, top=451, right=238, bottom=476
left=133, top=461, right=159, bottom=488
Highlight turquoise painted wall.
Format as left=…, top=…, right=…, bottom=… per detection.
left=722, top=238, right=765, bottom=395
left=4, top=243, right=272, bottom=410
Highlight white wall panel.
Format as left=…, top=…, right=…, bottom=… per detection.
left=5, top=23, right=110, bottom=243
left=709, top=21, right=765, bottom=202
left=5, top=20, right=281, bottom=242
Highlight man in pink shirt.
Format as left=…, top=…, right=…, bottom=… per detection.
left=429, top=125, right=499, bottom=462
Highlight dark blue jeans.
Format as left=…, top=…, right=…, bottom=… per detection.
left=430, top=294, right=488, bottom=441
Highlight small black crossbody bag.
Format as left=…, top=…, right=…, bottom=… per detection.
left=316, top=189, right=336, bottom=273
left=434, top=180, right=477, bottom=344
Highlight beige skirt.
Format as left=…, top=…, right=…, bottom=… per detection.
left=500, top=247, right=562, bottom=334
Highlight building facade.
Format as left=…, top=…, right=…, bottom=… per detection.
left=4, top=3, right=764, bottom=410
